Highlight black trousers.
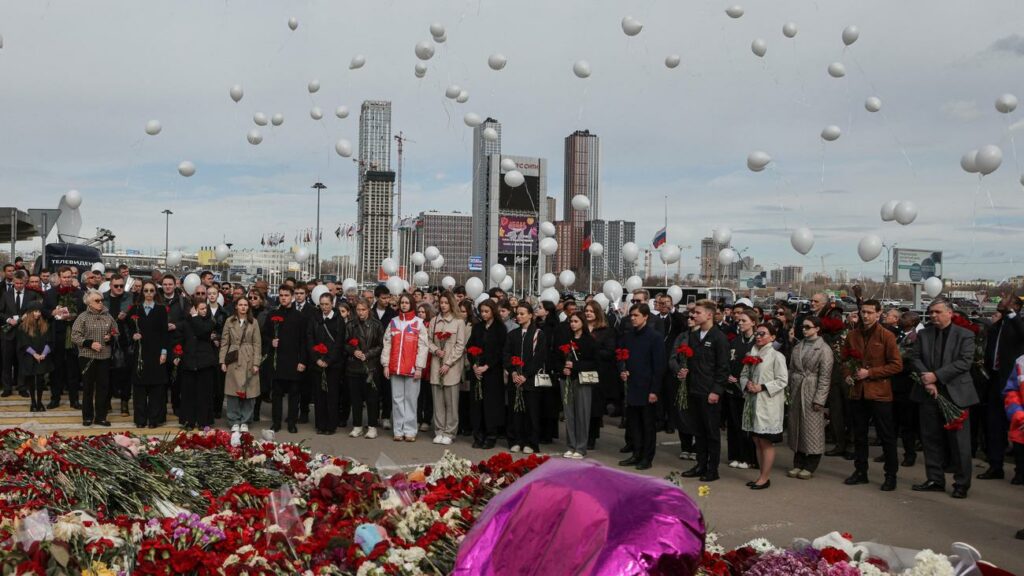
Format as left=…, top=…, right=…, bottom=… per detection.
left=984, top=377, right=1009, bottom=470
left=78, top=357, right=108, bottom=422
left=827, top=379, right=851, bottom=450
left=337, top=368, right=352, bottom=425
left=165, top=361, right=177, bottom=422
left=627, top=403, right=657, bottom=463
left=314, top=365, right=341, bottom=432
left=1, top=338, right=20, bottom=392
left=919, top=399, right=973, bottom=488
left=378, top=372, right=391, bottom=420
left=851, top=398, right=898, bottom=478
left=299, top=370, right=314, bottom=418
left=50, top=344, right=80, bottom=403
left=893, top=396, right=919, bottom=458
left=348, top=373, right=379, bottom=427
left=508, top=388, right=541, bottom=450
left=134, top=382, right=166, bottom=427
left=271, top=378, right=300, bottom=427
left=211, top=368, right=225, bottom=418
left=109, top=366, right=131, bottom=403
left=179, top=366, right=215, bottom=427
left=470, top=391, right=495, bottom=442
left=418, top=379, right=433, bottom=424
left=724, top=392, right=755, bottom=464
left=687, top=395, right=722, bottom=473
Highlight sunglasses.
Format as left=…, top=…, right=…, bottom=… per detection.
left=143, top=288, right=156, bottom=293
left=631, top=299, right=643, bottom=304
left=111, top=284, right=124, bottom=288
left=801, top=324, right=815, bottom=330
left=248, top=295, right=259, bottom=300
left=755, top=331, right=770, bottom=337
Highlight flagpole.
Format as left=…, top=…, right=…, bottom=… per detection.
left=664, top=195, right=669, bottom=286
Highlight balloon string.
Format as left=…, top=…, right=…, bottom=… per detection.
left=768, top=164, right=791, bottom=231
left=970, top=176, right=981, bottom=258
left=819, top=140, right=826, bottom=193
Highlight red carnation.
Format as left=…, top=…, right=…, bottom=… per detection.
left=820, top=547, right=850, bottom=565
left=558, top=342, right=579, bottom=355
left=675, top=343, right=695, bottom=358
left=173, top=344, right=184, bottom=356
left=130, top=314, right=140, bottom=321
left=821, top=317, right=845, bottom=333
left=270, top=315, right=285, bottom=324
left=313, top=343, right=329, bottom=355
left=435, top=331, right=452, bottom=341
left=510, top=356, right=525, bottom=368
left=615, top=348, right=630, bottom=362
left=466, top=346, right=483, bottom=357
left=347, top=337, right=360, bottom=347
left=841, top=347, right=863, bottom=362
left=726, top=332, right=737, bottom=342
left=741, top=356, right=763, bottom=366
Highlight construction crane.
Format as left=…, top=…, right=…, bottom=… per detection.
left=393, top=132, right=415, bottom=226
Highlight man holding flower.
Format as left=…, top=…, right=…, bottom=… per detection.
left=617, top=303, right=665, bottom=471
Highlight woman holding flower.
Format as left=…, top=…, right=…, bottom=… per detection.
left=220, top=295, right=261, bottom=432
left=126, top=281, right=170, bottom=429
left=559, top=311, right=598, bottom=459
left=415, top=303, right=433, bottom=433
left=17, top=302, right=53, bottom=412
left=70, top=289, right=117, bottom=427
left=740, top=322, right=789, bottom=489
left=307, top=292, right=346, bottom=435
left=382, top=293, right=429, bottom=442
left=346, top=298, right=384, bottom=439
left=503, top=303, right=548, bottom=454
left=177, top=299, right=218, bottom=430
left=786, top=315, right=834, bottom=479
left=725, top=310, right=758, bottom=470
left=466, top=300, right=506, bottom=449
left=585, top=301, right=616, bottom=449
left=427, top=292, right=468, bottom=445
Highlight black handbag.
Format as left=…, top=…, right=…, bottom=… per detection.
left=224, top=321, right=246, bottom=365
left=110, top=338, right=126, bottom=369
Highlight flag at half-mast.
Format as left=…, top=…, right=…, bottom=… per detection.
left=652, top=227, right=667, bottom=248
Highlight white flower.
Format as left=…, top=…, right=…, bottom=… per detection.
left=350, top=464, right=370, bottom=475
left=247, top=454, right=267, bottom=465
left=393, top=502, right=441, bottom=542
left=426, top=450, right=473, bottom=483
left=851, top=561, right=885, bottom=576
left=304, top=464, right=346, bottom=488
left=357, top=561, right=386, bottom=576
left=742, top=537, right=778, bottom=554
left=378, top=489, right=405, bottom=511
left=705, top=532, right=725, bottom=555
left=902, top=549, right=954, bottom=576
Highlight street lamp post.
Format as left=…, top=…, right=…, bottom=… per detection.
left=161, top=209, right=173, bottom=267
left=312, top=182, right=326, bottom=279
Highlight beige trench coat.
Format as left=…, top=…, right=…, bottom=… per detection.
left=428, top=314, right=468, bottom=386
left=787, top=335, right=834, bottom=454
left=219, top=317, right=262, bottom=398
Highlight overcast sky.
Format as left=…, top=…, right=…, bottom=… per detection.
left=2, top=0, right=1023, bottom=280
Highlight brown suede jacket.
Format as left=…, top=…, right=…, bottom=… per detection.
left=843, top=322, right=903, bottom=401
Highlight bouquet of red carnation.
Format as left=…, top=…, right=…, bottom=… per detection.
left=172, top=343, right=184, bottom=379
left=820, top=316, right=845, bottom=334
left=130, top=313, right=144, bottom=376
left=910, top=372, right=970, bottom=430
left=346, top=337, right=375, bottom=388
left=741, top=355, right=765, bottom=429
left=313, top=342, right=330, bottom=390
left=467, top=346, right=485, bottom=399
left=615, top=347, right=629, bottom=367
left=510, top=356, right=526, bottom=412
left=951, top=313, right=980, bottom=335
left=675, top=343, right=695, bottom=410
left=740, top=356, right=763, bottom=367
left=435, top=331, right=453, bottom=342
left=558, top=341, right=581, bottom=406
left=841, top=346, right=864, bottom=399
left=269, top=315, right=285, bottom=370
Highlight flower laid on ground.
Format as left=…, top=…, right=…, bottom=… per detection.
left=697, top=485, right=711, bottom=498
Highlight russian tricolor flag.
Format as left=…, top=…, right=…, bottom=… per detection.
left=652, top=227, right=667, bottom=248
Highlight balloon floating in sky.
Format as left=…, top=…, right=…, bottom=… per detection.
left=924, top=277, right=944, bottom=298
left=214, top=244, right=231, bottom=261
left=790, top=227, right=814, bottom=255
left=665, top=54, right=681, bottom=69
left=713, top=227, right=732, bottom=246
left=177, top=161, right=196, bottom=177
left=975, top=144, right=1002, bottom=175
left=166, top=251, right=182, bottom=267
left=747, top=150, right=772, bottom=172
left=821, top=125, right=842, bottom=142
left=660, top=244, right=681, bottom=264
left=349, top=55, right=365, bottom=69
left=718, top=248, right=738, bottom=266
left=621, top=16, right=643, bottom=37
left=414, top=63, right=427, bottom=78
left=624, top=275, right=643, bottom=293
left=842, top=25, right=860, bottom=46
left=573, top=60, right=591, bottom=79
left=539, top=220, right=556, bottom=237
left=145, top=120, right=162, bottom=136
left=246, top=129, right=262, bottom=145
left=287, top=17, right=298, bottom=31
left=64, top=189, right=83, bottom=209
left=335, top=139, right=353, bottom=157
left=271, top=113, right=284, bottom=126
left=429, top=22, right=445, bottom=38
left=783, top=22, right=798, bottom=38
left=464, top=113, right=483, bottom=127
left=504, top=170, right=525, bottom=187
left=865, top=96, right=882, bottom=113
left=456, top=90, right=469, bottom=104
left=589, top=242, right=604, bottom=257
left=571, top=194, right=591, bottom=211
left=415, top=41, right=435, bottom=60
left=893, top=201, right=917, bottom=225
left=253, top=112, right=268, bottom=126
left=229, top=84, right=243, bottom=103
left=857, top=235, right=883, bottom=262
left=995, top=93, right=1019, bottom=114
left=310, top=107, right=323, bottom=120
left=488, top=53, right=507, bottom=70
left=828, top=62, right=846, bottom=78
left=445, top=85, right=461, bottom=99
left=482, top=127, right=499, bottom=141
left=621, top=242, right=640, bottom=263
left=751, top=38, right=767, bottom=58
left=335, top=106, right=349, bottom=119
left=880, top=200, right=898, bottom=222
left=307, top=79, right=320, bottom=93
left=960, top=149, right=978, bottom=173
left=725, top=5, right=744, bottom=18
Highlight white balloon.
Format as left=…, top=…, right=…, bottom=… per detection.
left=747, top=151, right=772, bottom=172
left=504, top=170, right=525, bottom=187
left=621, top=16, right=643, bottom=36
left=465, top=277, right=484, bottom=299
left=996, top=93, right=1019, bottom=114
left=501, top=158, right=517, bottom=171
left=415, top=40, right=435, bottom=60
left=434, top=33, right=447, bottom=44
left=99, top=280, right=110, bottom=294
left=588, top=242, right=604, bottom=257
left=246, top=129, right=263, bottom=145
left=182, top=273, right=201, bottom=296
left=456, top=90, right=469, bottom=104
left=558, top=270, right=576, bottom=288
left=975, top=144, right=1003, bottom=175
left=665, top=54, right=681, bottom=69
left=424, top=246, right=440, bottom=261
left=621, top=242, right=640, bottom=263
left=790, top=227, right=814, bottom=255
left=253, top=112, right=268, bottom=126
left=271, top=113, right=284, bottom=126
left=445, top=85, right=461, bottom=99
left=624, top=275, right=643, bottom=293
left=960, top=150, right=979, bottom=174
left=540, top=273, right=557, bottom=289
left=718, top=248, right=737, bottom=266
left=540, top=287, right=560, bottom=304
left=381, top=258, right=399, bottom=276
left=335, top=106, right=349, bottom=119
left=667, top=285, right=683, bottom=305
left=229, top=84, right=243, bottom=103
left=923, top=276, right=944, bottom=298
left=311, top=285, right=329, bottom=303
left=725, top=5, right=744, bottom=18
left=602, top=280, right=623, bottom=302
left=751, top=38, right=767, bottom=58
left=540, top=221, right=556, bottom=237
left=865, top=96, right=882, bottom=112
left=342, top=278, right=358, bottom=292
left=462, top=113, right=482, bottom=128
left=489, top=264, right=507, bottom=284
left=178, top=161, right=196, bottom=177
left=64, top=189, right=83, bottom=209
left=592, top=293, right=610, bottom=309
left=287, top=17, right=298, bottom=31
left=429, top=22, right=445, bottom=37
left=571, top=194, right=590, bottom=211
left=214, top=244, right=231, bottom=261
left=310, top=106, right=323, bottom=120
left=335, top=139, right=353, bottom=157
left=880, top=200, right=899, bottom=222
left=166, top=250, right=183, bottom=267
left=894, top=201, right=918, bottom=226
left=430, top=255, right=445, bottom=270
left=414, top=63, right=428, bottom=78
left=145, top=120, right=162, bottom=136
left=307, top=79, right=320, bottom=93
left=349, top=55, right=365, bottom=69
left=482, top=127, right=499, bottom=141
left=783, top=22, right=798, bottom=38
left=441, top=276, right=456, bottom=290
left=857, top=235, right=883, bottom=262
left=413, top=271, right=430, bottom=287
left=499, top=276, right=513, bottom=291
left=411, top=252, right=426, bottom=266
left=294, top=247, right=309, bottom=263
left=713, top=227, right=732, bottom=246
left=572, top=60, right=591, bottom=79
left=821, top=125, right=841, bottom=141
left=386, top=276, right=405, bottom=297
left=488, top=53, right=508, bottom=70
left=660, top=244, right=681, bottom=264
left=828, top=62, right=846, bottom=78
left=540, top=237, right=559, bottom=256
left=842, top=25, right=860, bottom=46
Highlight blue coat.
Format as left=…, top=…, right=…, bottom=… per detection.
left=620, top=323, right=666, bottom=406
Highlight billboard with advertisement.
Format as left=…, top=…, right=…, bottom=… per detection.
left=497, top=215, right=538, bottom=253
left=739, top=270, right=768, bottom=289
left=499, top=174, right=541, bottom=212
left=892, top=249, right=942, bottom=283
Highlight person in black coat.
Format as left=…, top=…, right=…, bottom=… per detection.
left=16, top=302, right=53, bottom=411
left=293, top=285, right=319, bottom=423
left=1, top=271, right=42, bottom=397
left=558, top=312, right=599, bottom=458
left=978, top=292, right=1024, bottom=480
left=504, top=303, right=548, bottom=454
left=42, top=266, right=84, bottom=409
left=263, top=285, right=308, bottom=433
left=585, top=301, right=617, bottom=449
left=468, top=300, right=507, bottom=449
left=724, top=310, right=758, bottom=468
left=679, top=299, right=731, bottom=481
left=126, top=281, right=170, bottom=428
left=205, top=287, right=229, bottom=419
left=308, top=292, right=347, bottom=435
left=161, top=275, right=191, bottom=419
left=176, top=300, right=218, bottom=429
left=617, top=303, right=666, bottom=471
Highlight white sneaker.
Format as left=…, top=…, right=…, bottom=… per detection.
left=737, top=462, right=750, bottom=470
left=349, top=427, right=364, bottom=438
left=440, top=436, right=453, bottom=445
left=231, top=424, right=240, bottom=433
left=419, top=422, right=430, bottom=432
left=239, top=424, right=249, bottom=433
left=685, top=452, right=697, bottom=461
left=382, top=419, right=392, bottom=430
left=563, top=450, right=575, bottom=458
left=432, top=435, right=443, bottom=444
left=365, top=427, right=378, bottom=439
left=523, top=446, right=535, bottom=454
left=510, top=445, right=521, bottom=453
left=571, top=452, right=585, bottom=459
left=729, top=460, right=739, bottom=468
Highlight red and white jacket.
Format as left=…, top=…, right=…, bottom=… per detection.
left=381, top=311, right=429, bottom=377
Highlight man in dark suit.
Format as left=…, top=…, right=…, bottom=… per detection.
left=293, top=285, right=319, bottom=423
left=43, top=266, right=84, bottom=408
left=1, top=271, right=42, bottom=396
left=978, top=292, right=1024, bottom=480
left=681, top=299, right=731, bottom=482
left=617, top=303, right=666, bottom=471
left=264, top=284, right=308, bottom=433
left=654, top=293, right=685, bottom=437
left=910, top=300, right=979, bottom=499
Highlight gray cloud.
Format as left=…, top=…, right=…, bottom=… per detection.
left=990, top=34, right=1024, bottom=56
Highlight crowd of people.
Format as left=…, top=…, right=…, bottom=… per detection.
left=1, top=261, right=1022, bottom=533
